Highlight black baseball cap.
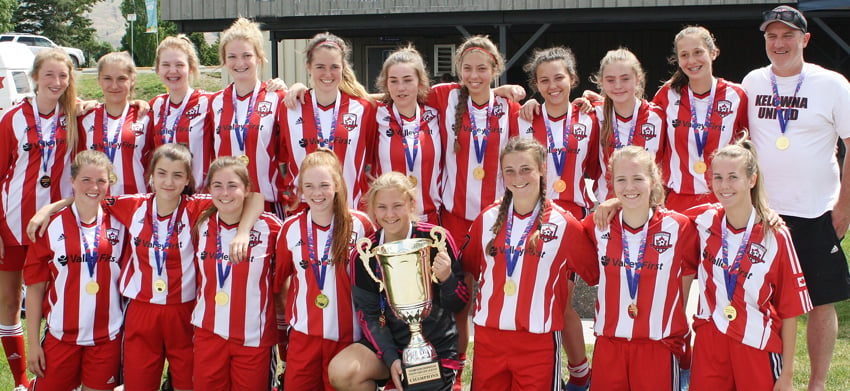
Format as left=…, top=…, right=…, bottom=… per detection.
left=760, top=5, right=808, bottom=33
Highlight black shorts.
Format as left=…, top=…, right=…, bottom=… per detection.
left=782, top=212, right=850, bottom=306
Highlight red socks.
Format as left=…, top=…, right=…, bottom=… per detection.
left=1, top=323, right=30, bottom=387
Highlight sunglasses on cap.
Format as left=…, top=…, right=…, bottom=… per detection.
left=761, top=8, right=807, bottom=33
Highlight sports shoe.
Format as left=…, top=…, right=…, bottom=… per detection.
left=13, top=385, right=28, bottom=391
left=679, top=368, right=691, bottom=391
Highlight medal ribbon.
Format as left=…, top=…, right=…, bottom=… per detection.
left=504, top=201, right=541, bottom=278
left=612, top=99, right=641, bottom=149
left=31, top=98, right=60, bottom=174
left=151, top=197, right=181, bottom=277
left=468, top=90, right=495, bottom=166
left=306, top=211, right=334, bottom=292
left=230, top=82, right=260, bottom=155
left=214, top=217, right=233, bottom=289
left=687, top=79, right=717, bottom=160
left=72, top=203, right=103, bottom=279
left=721, top=209, right=756, bottom=305
left=619, top=210, right=651, bottom=302
left=311, top=90, right=341, bottom=150
left=392, top=104, right=421, bottom=175
left=159, top=91, right=192, bottom=144
left=769, top=71, right=805, bottom=136
left=101, top=104, right=130, bottom=163
left=542, top=103, right=571, bottom=178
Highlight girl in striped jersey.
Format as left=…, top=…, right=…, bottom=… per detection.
left=329, top=172, right=468, bottom=391
left=517, top=46, right=597, bottom=391
left=191, top=156, right=282, bottom=391
left=653, top=26, right=748, bottom=211
left=575, top=146, right=699, bottom=391
left=25, top=150, right=128, bottom=391
left=373, top=46, right=443, bottom=225
left=78, top=52, right=152, bottom=196
left=462, top=138, right=593, bottom=391
left=0, top=48, right=79, bottom=389
left=279, top=33, right=376, bottom=212
left=275, top=149, right=375, bottom=391
left=207, top=18, right=287, bottom=217
left=685, top=141, right=811, bottom=390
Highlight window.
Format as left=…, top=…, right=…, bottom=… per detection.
left=0, top=36, right=13, bottom=42
left=33, top=37, right=53, bottom=47
left=12, top=71, right=32, bottom=94
left=18, top=37, right=34, bottom=46
left=433, top=44, right=455, bottom=78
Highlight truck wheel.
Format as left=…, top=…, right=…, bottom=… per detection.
left=71, top=57, right=80, bottom=69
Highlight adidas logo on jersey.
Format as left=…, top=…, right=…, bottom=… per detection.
left=600, top=232, right=610, bottom=240
left=57, top=234, right=65, bottom=241
left=7, top=353, right=21, bottom=360
left=525, top=127, right=534, bottom=134
left=294, top=239, right=303, bottom=247
left=295, top=117, right=303, bottom=125
left=107, top=376, right=116, bottom=384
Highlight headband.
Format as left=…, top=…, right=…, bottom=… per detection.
left=462, top=46, right=499, bottom=65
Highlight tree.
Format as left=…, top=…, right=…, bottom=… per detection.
left=188, top=32, right=220, bottom=66
left=13, top=0, right=103, bottom=66
left=0, top=0, right=15, bottom=33
left=119, top=0, right=175, bottom=67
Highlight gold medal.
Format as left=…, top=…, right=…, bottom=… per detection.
left=109, top=172, right=118, bottom=184
left=154, top=279, right=167, bottom=293
left=39, top=175, right=51, bottom=188
left=723, top=305, right=737, bottom=321
left=315, top=293, right=329, bottom=309
left=775, top=136, right=790, bottom=150
left=503, top=279, right=517, bottom=296
left=473, top=166, right=485, bottom=180
left=215, top=291, right=229, bottom=306
left=238, top=154, right=250, bottom=165
left=553, top=179, right=567, bottom=193
left=85, top=280, right=100, bottom=295
left=627, top=303, right=638, bottom=319
left=408, top=175, right=418, bottom=187
left=693, top=161, right=707, bottom=174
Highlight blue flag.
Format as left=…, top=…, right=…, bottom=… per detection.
left=145, top=0, right=158, bottom=33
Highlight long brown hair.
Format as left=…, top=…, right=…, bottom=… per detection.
left=194, top=156, right=252, bottom=236
left=486, top=137, right=548, bottom=254
left=375, top=45, right=431, bottom=106
left=664, top=26, right=719, bottom=92
left=522, top=46, right=579, bottom=95
left=590, top=48, right=646, bottom=150
left=451, top=35, right=504, bottom=152
left=146, top=143, right=195, bottom=195
left=710, top=137, right=771, bottom=234
left=32, top=48, right=79, bottom=152
left=305, top=32, right=371, bottom=101
left=298, top=148, right=354, bottom=265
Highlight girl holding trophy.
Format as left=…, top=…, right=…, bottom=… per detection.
left=329, top=172, right=469, bottom=390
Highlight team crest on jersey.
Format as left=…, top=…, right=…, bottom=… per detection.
left=342, top=113, right=359, bottom=130
left=106, top=228, right=121, bottom=245
left=716, top=100, right=733, bottom=118
left=105, top=197, right=116, bottom=206
left=349, top=232, right=359, bottom=246
left=249, top=229, right=261, bottom=247
left=256, top=101, right=273, bottom=117
left=572, top=124, right=588, bottom=141
left=748, top=243, right=767, bottom=264
left=492, top=102, right=505, bottom=118
left=174, top=222, right=185, bottom=235
left=651, top=232, right=672, bottom=253
left=59, top=116, right=67, bottom=128
left=540, top=223, right=558, bottom=242
left=185, top=105, right=201, bottom=120
left=131, top=123, right=144, bottom=136
left=422, top=109, right=436, bottom=123
left=640, top=124, right=656, bottom=140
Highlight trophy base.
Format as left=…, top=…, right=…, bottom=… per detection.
left=402, top=361, right=443, bottom=391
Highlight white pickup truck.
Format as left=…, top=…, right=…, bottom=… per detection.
left=0, top=42, right=35, bottom=118
left=0, top=33, right=86, bottom=68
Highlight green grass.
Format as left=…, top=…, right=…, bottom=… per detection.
left=75, top=69, right=225, bottom=103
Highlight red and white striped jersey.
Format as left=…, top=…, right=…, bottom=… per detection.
left=24, top=206, right=127, bottom=345
left=575, top=208, right=699, bottom=341
left=106, top=193, right=212, bottom=304
left=374, top=102, right=442, bottom=220
left=191, top=212, right=282, bottom=347
left=278, top=91, right=377, bottom=208
left=427, top=83, right=520, bottom=222
left=150, top=89, right=213, bottom=192
left=653, top=79, right=747, bottom=196
left=517, top=102, right=601, bottom=209
left=688, top=204, right=813, bottom=352
left=207, top=82, right=285, bottom=203
left=78, top=103, right=152, bottom=195
left=274, top=209, right=374, bottom=342
left=0, top=99, right=73, bottom=246
left=462, top=200, right=593, bottom=333
left=593, top=100, right=667, bottom=201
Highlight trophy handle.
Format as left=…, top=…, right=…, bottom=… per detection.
left=428, top=226, right=449, bottom=284
left=356, top=237, right=385, bottom=292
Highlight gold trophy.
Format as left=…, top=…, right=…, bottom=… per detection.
left=356, top=226, right=448, bottom=390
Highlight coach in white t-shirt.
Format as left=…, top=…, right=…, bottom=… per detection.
left=742, top=5, right=850, bottom=390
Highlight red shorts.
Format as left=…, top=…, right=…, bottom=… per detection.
left=193, top=327, right=274, bottom=391
left=285, top=330, right=350, bottom=391
left=440, top=210, right=473, bottom=247
left=691, top=322, right=782, bottom=390
left=665, top=192, right=717, bottom=213
left=592, top=336, right=679, bottom=391
left=30, top=332, right=121, bottom=390
left=123, top=300, right=195, bottom=390
left=471, top=326, right=560, bottom=391
left=0, top=245, right=27, bottom=271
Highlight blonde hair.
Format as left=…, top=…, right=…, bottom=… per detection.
left=522, top=46, right=579, bottom=94
left=711, top=137, right=771, bottom=233
left=665, top=26, right=719, bottom=92
left=31, top=48, right=78, bottom=152
left=155, top=35, right=201, bottom=83
left=305, top=32, right=370, bottom=101
left=147, top=143, right=195, bottom=195
left=608, top=146, right=665, bottom=208
left=451, top=35, right=505, bottom=152
left=486, top=137, right=548, bottom=254
left=375, top=45, right=431, bottom=105
left=71, top=150, right=113, bottom=179
left=219, top=17, right=267, bottom=73
left=590, top=48, right=646, bottom=150
left=97, top=52, right=137, bottom=97
left=299, top=148, right=354, bottom=265
left=365, top=171, right=419, bottom=224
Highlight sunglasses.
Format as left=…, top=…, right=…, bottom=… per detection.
left=762, top=9, right=806, bottom=31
